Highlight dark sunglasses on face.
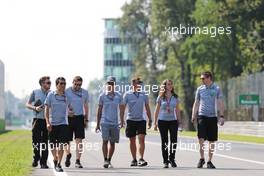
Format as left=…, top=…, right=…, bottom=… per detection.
left=74, top=83, right=82, bottom=86
left=107, top=82, right=115, bottom=86
left=45, top=81, right=51, bottom=85
left=59, top=82, right=66, bottom=85
left=200, top=76, right=208, bottom=80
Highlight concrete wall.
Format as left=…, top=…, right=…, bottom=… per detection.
left=0, top=60, right=5, bottom=131
left=218, top=71, right=264, bottom=121
left=219, top=121, right=264, bottom=137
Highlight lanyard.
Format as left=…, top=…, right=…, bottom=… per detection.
left=133, top=92, right=140, bottom=98
left=107, top=93, right=115, bottom=101
left=71, top=88, right=82, bottom=98
left=55, top=94, right=66, bottom=103
left=166, top=96, right=172, bottom=113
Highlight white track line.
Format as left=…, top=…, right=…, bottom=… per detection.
left=48, top=151, right=68, bottom=176
left=143, top=140, right=264, bottom=166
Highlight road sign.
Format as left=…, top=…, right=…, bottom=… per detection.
left=239, top=94, right=260, bottom=105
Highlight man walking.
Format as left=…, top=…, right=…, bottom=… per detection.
left=26, top=76, right=51, bottom=169
left=192, top=71, right=225, bottom=169
left=95, top=76, right=124, bottom=168
left=45, top=77, right=71, bottom=172
left=123, top=77, right=152, bottom=167
left=65, top=76, right=89, bottom=168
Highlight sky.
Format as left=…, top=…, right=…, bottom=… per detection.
left=0, top=0, right=128, bottom=98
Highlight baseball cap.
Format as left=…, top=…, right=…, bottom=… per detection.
left=106, top=76, right=116, bottom=83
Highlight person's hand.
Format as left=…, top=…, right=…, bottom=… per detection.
left=178, top=123, right=183, bottom=132
left=95, top=125, right=101, bottom=133
left=84, top=119, right=88, bottom=129
left=68, top=109, right=74, bottom=117
left=119, top=121, right=125, bottom=129
left=35, top=106, right=43, bottom=112
left=154, top=124, right=158, bottom=131
left=219, top=117, right=225, bottom=126
left=191, top=116, right=197, bottom=123
left=148, top=120, right=152, bottom=129
left=68, top=105, right=74, bottom=117
left=46, top=123, right=52, bottom=132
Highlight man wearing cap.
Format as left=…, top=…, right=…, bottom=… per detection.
left=26, top=76, right=51, bottom=169
left=123, top=77, right=152, bottom=167
left=65, top=76, right=89, bottom=168
left=45, top=77, right=72, bottom=172
left=192, top=71, right=225, bottom=169
left=95, top=76, right=125, bottom=168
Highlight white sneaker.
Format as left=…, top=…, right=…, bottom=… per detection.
left=108, top=162, right=113, bottom=168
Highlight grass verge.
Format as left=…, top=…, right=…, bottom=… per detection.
left=178, top=131, right=264, bottom=144
left=121, top=129, right=264, bottom=144
left=0, top=130, right=32, bottom=176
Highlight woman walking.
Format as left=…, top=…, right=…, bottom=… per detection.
left=154, top=79, right=182, bottom=168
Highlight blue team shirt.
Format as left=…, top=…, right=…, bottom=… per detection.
left=123, top=91, right=149, bottom=121
left=156, top=95, right=179, bottom=121
left=65, top=87, right=89, bottom=116
left=98, top=91, right=123, bottom=126
left=28, top=89, right=50, bottom=119
left=195, top=83, right=223, bottom=117
left=45, top=91, right=70, bottom=125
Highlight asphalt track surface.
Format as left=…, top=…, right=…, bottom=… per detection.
left=31, top=129, right=264, bottom=176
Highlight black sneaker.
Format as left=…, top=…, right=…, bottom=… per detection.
left=207, top=161, right=216, bottom=169
left=103, top=160, right=109, bottom=168
left=163, top=162, right=169, bottom=168
left=197, top=158, right=205, bottom=168
left=65, top=153, right=72, bottom=167
left=138, top=159, right=148, bottom=167
left=75, top=160, right=83, bottom=168
left=55, top=163, right=64, bottom=172
left=53, top=160, right=58, bottom=168
left=32, top=160, right=38, bottom=167
left=169, top=160, right=177, bottom=168
left=130, top=159, right=137, bottom=167
left=40, top=164, right=49, bottom=169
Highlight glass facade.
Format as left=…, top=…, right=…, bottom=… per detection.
left=103, top=18, right=137, bottom=83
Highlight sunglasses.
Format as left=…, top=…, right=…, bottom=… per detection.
left=200, top=76, right=208, bottom=80
left=59, top=82, right=66, bottom=85
left=74, top=83, right=82, bottom=86
left=107, top=82, right=115, bottom=85
left=45, top=81, right=51, bottom=85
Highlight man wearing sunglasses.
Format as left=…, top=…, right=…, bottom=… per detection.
left=95, top=76, right=125, bottom=168
left=26, top=76, right=51, bottom=169
left=123, top=77, right=152, bottom=167
left=64, top=76, right=89, bottom=168
left=45, top=77, right=72, bottom=172
left=192, top=71, right=225, bottom=169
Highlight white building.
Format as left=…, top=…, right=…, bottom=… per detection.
left=0, top=60, right=5, bottom=131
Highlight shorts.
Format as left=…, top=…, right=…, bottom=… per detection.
left=49, top=124, right=69, bottom=146
left=68, top=115, right=85, bottom=141
left=101, top=124, right=120, bottom=143
left=126, top=120, right=146, bottom=138
left=197, top=116, right=218, bottom=141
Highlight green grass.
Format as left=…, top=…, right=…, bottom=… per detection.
left=0, top=119, right=5, bottom=131
left=0, top=130, right=32, bottom=176
left=179, top=131, right=264, bottom=144
left=144, top=129, right=264, bottom=144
